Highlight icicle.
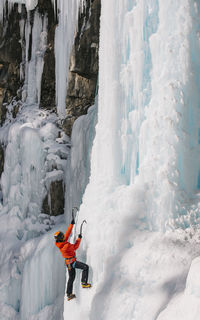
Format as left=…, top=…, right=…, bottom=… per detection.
left=51, top=0, right=56, bottom=15
left=0, top=0, right=14, bottom=22
left=0, top=0, right=39, bottom=22
left=25, top=0, right=38, bottom=11
left=0, top=0, right=5, bottom=21
left=19, top=18, right=26, bottom=82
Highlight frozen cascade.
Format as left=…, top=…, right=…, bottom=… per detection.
left=63, top=1, right=200, bottom=320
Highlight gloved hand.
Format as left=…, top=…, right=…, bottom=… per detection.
left=78, top=234, right=82, bottom=239
left=71, top=219, right=75, bottom=225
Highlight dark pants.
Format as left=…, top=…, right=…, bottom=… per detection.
left=66, top=261, right=89, bottom=296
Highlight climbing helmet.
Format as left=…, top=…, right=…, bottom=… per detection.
left=54, top=231, right=64, bottom=241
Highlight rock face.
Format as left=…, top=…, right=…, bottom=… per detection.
left=42, top=180, right=65, bottom=216
left=39, top=0, right=57, bottom=110
left=0, top=4, right=23, bottom=124
left=63, top=0, right=101, bottom=136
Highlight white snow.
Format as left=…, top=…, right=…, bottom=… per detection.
left=157, top=256, right=200, bottom=320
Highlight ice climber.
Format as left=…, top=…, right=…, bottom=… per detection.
left=54, top=218, right=91, bottom=301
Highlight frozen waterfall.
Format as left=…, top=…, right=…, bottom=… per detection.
left=1, top=0, right=200, bottom=320
left=64, top=0, right=200, bottom=320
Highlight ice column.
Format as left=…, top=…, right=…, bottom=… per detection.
left=55, top=0, right=79, bottom=118
left=23, top=10, right=47, bottom=105
left=91, top=0, right=159, bottom=186
left=1, top=123, right=45, bottom=221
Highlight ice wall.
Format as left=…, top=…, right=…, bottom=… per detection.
left=63, top=1, right=200, bottom=320
left=65, top=103, right=98, bottom=223
left=0, top=224, right=66, bottom=320
left=1, top=121, right=45, bottom=221
left=0, top=105, right=70, bottom=318
left=20, top=230, right=65, bottom=320
left=139, top=0, right=200, bottom=230
left=85, top=0, right=200, bottom=231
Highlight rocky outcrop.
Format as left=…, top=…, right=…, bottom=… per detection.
left=63, top=0, right=100, bottom=136
left=42, top=180, right=65, bottom=216
left=0, top=144, right=4, bottom=178
left=39, top=0, right=57, bottom=110
left=0, top=3, right=23, bottom=123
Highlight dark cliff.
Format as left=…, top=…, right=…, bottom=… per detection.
left=64, top=0, right=100, bottom=136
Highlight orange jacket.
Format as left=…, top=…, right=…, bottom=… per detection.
left=55, top=224, right=81, bottom=265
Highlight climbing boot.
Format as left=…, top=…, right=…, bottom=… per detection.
left=67, top=293, right=76, bottom=301
left=81, top=282, right=92, bottom=288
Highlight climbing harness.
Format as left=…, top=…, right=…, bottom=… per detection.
left=65, top=256, right=76, bottom=271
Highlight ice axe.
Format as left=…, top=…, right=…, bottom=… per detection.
left=79, top=220, right=87, bottom=236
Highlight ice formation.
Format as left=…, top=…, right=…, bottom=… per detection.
left=55, top=0, right=80, bottom=117
left=64, top=0, right=200, bottom=319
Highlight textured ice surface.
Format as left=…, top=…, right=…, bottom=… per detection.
left=65, top=103, right=98, bottom=223
left=0, top=104, right=70, bottom=319
left=63, top=1, right=200, bottom=319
